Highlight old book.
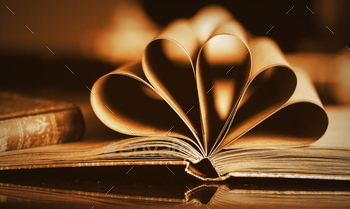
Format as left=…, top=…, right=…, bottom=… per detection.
left=0, top=6, right=349, bottom=181
left=0, top=182, right=349, bottom=208
left=0, top=92, right=84, bottom=152
left=87, top=6, right=347, bottom=180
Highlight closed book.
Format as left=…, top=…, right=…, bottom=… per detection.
left=0, top=92, right=84, bottom=152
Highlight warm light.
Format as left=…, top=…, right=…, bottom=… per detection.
left=203, top=35, right=247, bottom=66
left=213, top=79, right=235, bottom=120
left=190, top=5, right=233, bottom=44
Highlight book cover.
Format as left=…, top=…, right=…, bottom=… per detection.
left=0, top=91, right=85, bottom=152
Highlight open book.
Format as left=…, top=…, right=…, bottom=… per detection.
left=0, top=6, right=349, bottom=181
left=89, top=5, right=347, bottom=180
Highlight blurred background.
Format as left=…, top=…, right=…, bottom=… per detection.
left=1, top=0, right=349, bottom=138
left=1, top=0, right=349, bottom=91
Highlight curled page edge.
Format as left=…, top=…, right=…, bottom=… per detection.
left=91, top=62, right=204, bottom=154
left=219, top=69, right=328, bottom=151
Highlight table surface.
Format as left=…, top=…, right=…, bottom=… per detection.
left=1, top=165, right=350, bottom=209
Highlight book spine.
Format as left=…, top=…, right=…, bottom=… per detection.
left=0, top=108, right=84, bottom=152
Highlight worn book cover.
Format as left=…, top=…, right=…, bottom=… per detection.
left=0, top=91, right=85, bottom=152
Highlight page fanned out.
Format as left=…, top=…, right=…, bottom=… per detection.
left=221, top=69, right=328, bottom=149
left=92, top=4, right=329, bottom=160
left=142, top=7, right=239, bottom=154
left=91, top=62, right=203, bottom=153
left=196, top=20, right=251, bottom=155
